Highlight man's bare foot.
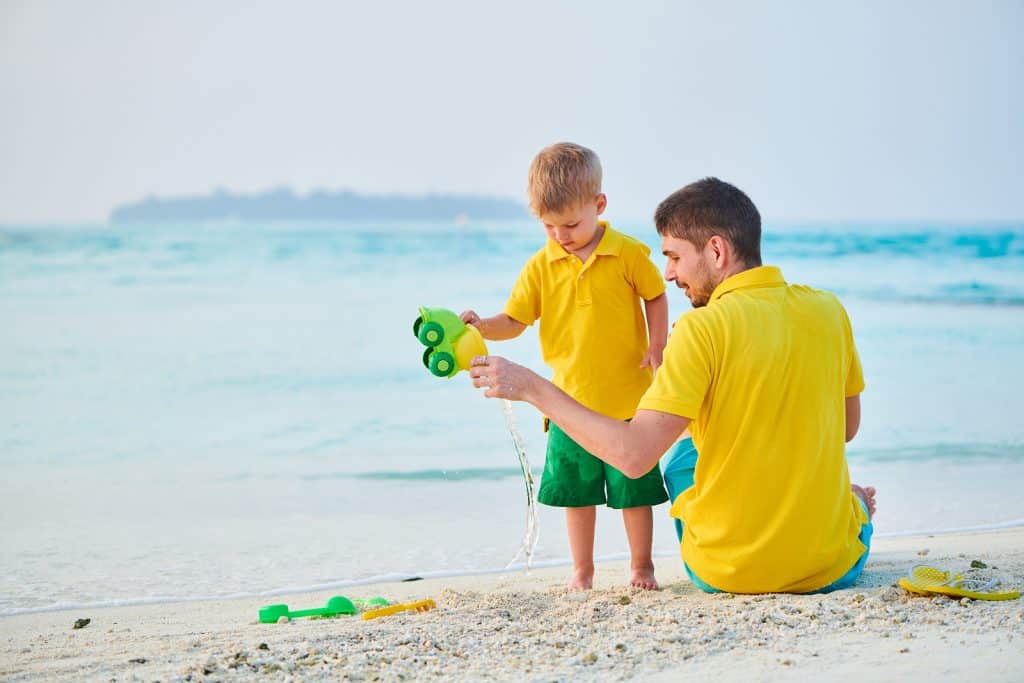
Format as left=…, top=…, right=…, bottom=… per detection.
left=851, top=484, right=877, bottom=517
left=568, top=566, right=594, bottom=590
left=630, top=564, right=658, bottom=590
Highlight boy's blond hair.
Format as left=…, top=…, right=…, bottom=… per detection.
left=527, top=142, right=602, bottom=216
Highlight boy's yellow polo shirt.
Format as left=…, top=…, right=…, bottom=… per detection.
left=504, top=223, right=665, bottom=420
left=638, top=266, right=867, bottom=593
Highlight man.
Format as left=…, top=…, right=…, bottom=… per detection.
left=471, top=177, right=876, bottom=594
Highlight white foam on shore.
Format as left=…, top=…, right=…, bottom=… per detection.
left=0, top=557, right=586, bottom=618
left=873, top=517, right=1024, bottom=538
left=6, top=517, right=1024, bottom=619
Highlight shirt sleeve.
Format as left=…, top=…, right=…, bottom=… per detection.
left=636, top=311, right=713, bottom=418
left=503, top=255, right=542, bottom=326
left=625, top=241, right=667, bottom=301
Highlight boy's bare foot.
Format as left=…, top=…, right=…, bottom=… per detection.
left=630, top=564, right=658, bottom=590
left=568, top=565, right=594, bottom=590
left=851, top=484, right=877, bottom=517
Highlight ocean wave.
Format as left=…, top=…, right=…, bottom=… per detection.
left=3, top=223, right=1022, bottom=260
left=839, top=286, right=1024, bottom=308
left=764, top=229, right=1024, bottom=259
left=847, top=442, right=1024, bottom=462
left=3, top=224, right=1022, bottom=305
left=302, top=467, right=536, bottom=482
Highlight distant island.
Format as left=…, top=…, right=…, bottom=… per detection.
left=109, top=187, right=528, bottom=223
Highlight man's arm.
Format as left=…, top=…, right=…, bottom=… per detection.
left=845, top=394, right=861, bottom=442
left=470, top=356, right=690, bottom=477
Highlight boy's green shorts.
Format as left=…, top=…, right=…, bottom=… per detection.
left=537, top=422, right=669, bottom=509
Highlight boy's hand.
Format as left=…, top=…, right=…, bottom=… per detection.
left=460, top=312, right=526, bottom=341
left=640, top=344, right=665, bottom=373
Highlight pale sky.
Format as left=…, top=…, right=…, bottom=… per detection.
left=1, top=0, right=1021, bottom=223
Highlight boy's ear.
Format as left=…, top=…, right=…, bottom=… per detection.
left=595, top=193, right=608, bottom=215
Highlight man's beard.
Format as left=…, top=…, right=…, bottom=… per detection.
left=687, top=260, right=716, bottom=308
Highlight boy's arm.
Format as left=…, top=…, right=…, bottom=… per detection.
left=460, top=310, right=527, bottom=341
left=640, top=293, right=668, bottom=372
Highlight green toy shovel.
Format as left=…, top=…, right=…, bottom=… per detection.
left=258, top=596, right=357, bottom=623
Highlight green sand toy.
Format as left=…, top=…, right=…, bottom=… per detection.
left=258, top=596, right=390, bottom=623
left=354, top=597, right=390, bottom=609
left=258, top=596, right=357, bottom=623
left=413, top=306, right=488, bottom=378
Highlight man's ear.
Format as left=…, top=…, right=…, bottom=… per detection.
left=707, top=235, right=730, bottom=268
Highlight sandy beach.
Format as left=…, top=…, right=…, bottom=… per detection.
left=1, top=527, right=1021, bottom=682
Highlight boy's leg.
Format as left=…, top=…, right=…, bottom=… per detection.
left=621, top=505, right=657, bottom=590
left=566, top=506, right=597, bottom=590
left=605, top=454, right=669, bottom=592
left=538, top=422, right=607, bottom=590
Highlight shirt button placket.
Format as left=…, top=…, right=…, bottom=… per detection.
left=577, top=265, right=592, bottom=306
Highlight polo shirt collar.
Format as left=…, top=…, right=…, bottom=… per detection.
left=545, top=221, right=622, bottom=262
left=708, top=265, right=785, bottom=304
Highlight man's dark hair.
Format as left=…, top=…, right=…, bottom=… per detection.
left=654, top=177, right=762, bottom=267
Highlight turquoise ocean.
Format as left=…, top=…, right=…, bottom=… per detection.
left=2, top=220, right=1023, bottom=615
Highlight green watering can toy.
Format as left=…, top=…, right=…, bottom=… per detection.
left=413, top=306, right=488, bottom=378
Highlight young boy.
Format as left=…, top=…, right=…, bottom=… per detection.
left=460, top=142, right=669, bottom=590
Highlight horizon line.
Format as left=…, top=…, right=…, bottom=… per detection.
left=2, top=217, right=1024, bottom=228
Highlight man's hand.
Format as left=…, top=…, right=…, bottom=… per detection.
left=469, top=354, right=537, bottom=401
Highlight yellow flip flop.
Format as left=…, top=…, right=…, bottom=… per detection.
left=897, top=565, right=961, bottom=596
left=897, top=565, right=1020, bottom=601
left=928, top=577, right=1020, bottom=602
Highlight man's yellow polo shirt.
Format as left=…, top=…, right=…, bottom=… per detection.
left=638, top=266, right=867, bottom=593
left=505, top=223, right=665, bottom=420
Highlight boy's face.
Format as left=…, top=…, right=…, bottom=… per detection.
left=539, top=194, right=607, bottom=255
left=662, top=235, right=717, bottom=308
